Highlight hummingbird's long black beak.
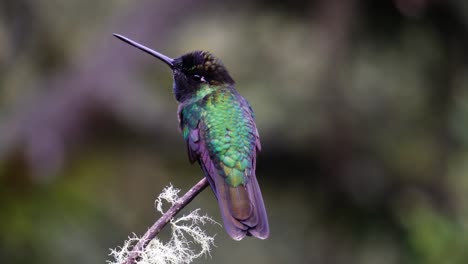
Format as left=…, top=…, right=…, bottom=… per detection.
left=113, top=33, right=174, bottom=68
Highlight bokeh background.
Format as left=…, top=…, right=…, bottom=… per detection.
left=1, top=0, right=468, bottom=263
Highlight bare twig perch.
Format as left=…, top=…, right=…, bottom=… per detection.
left=124, top=177, right=209, bottom=264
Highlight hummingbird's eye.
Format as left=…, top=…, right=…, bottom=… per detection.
left=192, top=74, right=206, bottom=83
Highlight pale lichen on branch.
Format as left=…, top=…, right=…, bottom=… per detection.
left=108, top=179, right=218, bottom=264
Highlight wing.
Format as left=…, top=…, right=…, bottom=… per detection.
left=239, top=96, right=261, bottom=153
left=178, top=103, right=201, bottom=164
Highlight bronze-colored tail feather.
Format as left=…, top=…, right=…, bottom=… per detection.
left=227, top=186, right=253, bottom=221
left=202, top=160, right=269, bottom=240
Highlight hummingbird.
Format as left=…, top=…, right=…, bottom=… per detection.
left=113, top=34, right=269, bottom=240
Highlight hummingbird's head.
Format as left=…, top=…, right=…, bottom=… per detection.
left=113, top=34, right=234, bottom=102
left=171, top=51, right=234, bottom=101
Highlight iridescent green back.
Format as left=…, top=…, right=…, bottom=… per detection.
left=181, top=86, right=256, bottom=187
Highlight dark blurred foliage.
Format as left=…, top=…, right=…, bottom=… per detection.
left=1, top=0, right=468, bottom=263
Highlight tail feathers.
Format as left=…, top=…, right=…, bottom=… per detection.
left=227, top=186, right=253, bottom=221
left=244, top=175, right=269, bottom=239
left=199, top=158, right=269, bottom=240
left=213, top=171, right=269, bottom=240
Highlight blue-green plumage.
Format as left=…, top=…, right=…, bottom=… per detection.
left=113, top=34, right=269, bottom=240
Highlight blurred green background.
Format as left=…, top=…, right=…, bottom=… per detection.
left=1, top=0, right=468, bottom=263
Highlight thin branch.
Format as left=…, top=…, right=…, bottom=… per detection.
left=124, top=177, right=210, bottom=264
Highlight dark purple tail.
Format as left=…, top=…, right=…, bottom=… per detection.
left=197, top=148, right=269, bottom=240
left=209, top=169, right=269, bottom=240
